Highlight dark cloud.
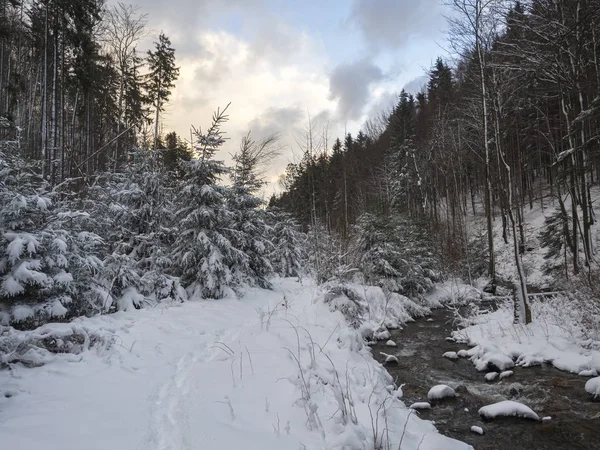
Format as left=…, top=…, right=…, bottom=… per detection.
left=248, top=106, right=305, bottom=140
left=132, top=0, right=265, bottom=57
left=329, top=58, right=384, bottom=120
left=349, top=0, right=443, bottom=50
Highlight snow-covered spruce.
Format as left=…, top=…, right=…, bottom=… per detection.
left=478, top=401, right=539, bottom=421
left=428, top=384, right=456, bottom=401
left=266, top=208, right=307, bottom=278
left=353, top=213, right=440, bottom=298
left=321, top=280, right=429, bottom=331
left=0, top=148, right=106, bottom=325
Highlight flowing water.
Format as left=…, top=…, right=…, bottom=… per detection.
left=372, top=307, right=600, bottom=449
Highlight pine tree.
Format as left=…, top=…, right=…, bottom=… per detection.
left=172, top=106, right=246, bottom=299
left=0, top=136, right=104, bottom=326
left=228, top=133, right=280, bottom=288
left=87, top=148, right=185, bottom=311
left=268, top=208, right=307, bottom=278
left=146, top=33, right=179, bottom=151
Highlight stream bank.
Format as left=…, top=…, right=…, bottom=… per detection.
left=372, top=307, right=600, bottom=449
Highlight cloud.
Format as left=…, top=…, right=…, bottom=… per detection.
left=329, top=58, right=384, bottom=120
left=349, top=0, right=443, bottom=51
left=365, top=90, right=397, bottom=120
left=248, top=106, right=304, bottom=140
left=160, top=29, right=338, bottom=194
left=403, top=75, right=429, bottom=95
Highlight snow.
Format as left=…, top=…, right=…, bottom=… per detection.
left=499, top=370, right=514, bottom=379
left=453, top=297, right=600, bottom=376
left=474, top=352, right=514, bottom=372
left=10, top=304, right=34, bottom=321
left=385, top=339, right=397, bottom=347
left=427, top=384, right=456, bottom=401
left=410, top=402, right=432, bottom=410
left=443, top=351, right=459, bottom=359
left=579, top=369, right=598, bottom=377
left=478, top=401, right=540, bottom=421
left=470, top=426, right=484, bottom=435
left=0, top=278, right=470, bottom=450
left=425, top=280, right=482, bottom=306
left=484, top=372, right=498, bottom=381
left=542, top=416, right=552, bottom=422
left=585, top=377, right=600, bottom=398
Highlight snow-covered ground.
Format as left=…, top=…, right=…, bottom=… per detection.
left=453, top=297, right=600, bottom=376
left=0, top=278, right=469, bottom=450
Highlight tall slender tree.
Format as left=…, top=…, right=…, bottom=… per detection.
left=146, top=32, right=179, bottom=151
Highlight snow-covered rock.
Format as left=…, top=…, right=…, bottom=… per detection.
left=380, top=352, right=398, bottom=364
left=410, top=402, right=432, bottom=410
left=484, top=372, right=498, bottom=382
left=475, top=352, right=515, bottom=372
left=542, top=416, right=552, bottom=422
left=499, top=370, right=514, bottom=379
left=427, top=318, right=434, bottom=322
left=579, top=369, right=598, bottom=377
left=428, top=384, right=456, bottom=401
left=585, top=376, right=600, bottom=398
left=478, top=401, right=539, bottom=420
left=385, top=340, right=397, bottom=347
left=470, top=426, right=484, bottom=435
left=457, top=349, right=470, bottom=358
left=443, top=351, right=459, bottom=359
left=375, top=330, right=391, bottom=340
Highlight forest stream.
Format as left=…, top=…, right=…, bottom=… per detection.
left=372, top=307, right=600, bottom=450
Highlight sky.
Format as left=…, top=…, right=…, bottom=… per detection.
left=129, top=0, right=448, bottom=195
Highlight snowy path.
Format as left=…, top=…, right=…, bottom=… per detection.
left=0, top=278, right=469, bottom=450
